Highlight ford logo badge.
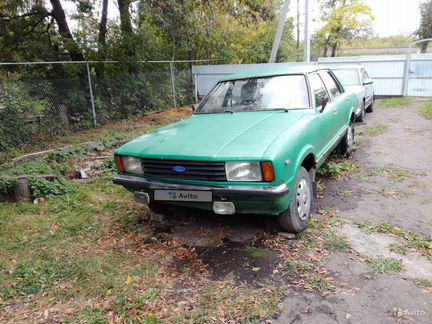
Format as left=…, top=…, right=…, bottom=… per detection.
left=173, top=165, right=186, bottom=173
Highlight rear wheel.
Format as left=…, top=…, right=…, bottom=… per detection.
left=338, top=123, right=354, bottom=157
left=356, top=100, right=365, bottom=122
left=278, top=167, right=314, bottom=233
left=366, top=96, right=374, bottom=112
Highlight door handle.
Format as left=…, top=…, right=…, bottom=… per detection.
left=345, top=98, right=350, bottom=102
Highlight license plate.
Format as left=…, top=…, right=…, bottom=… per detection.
left=154, top=190, right=212, bottom=202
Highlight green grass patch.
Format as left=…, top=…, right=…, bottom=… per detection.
left=357, top=124, right=388, bottom=137
left=244, top=246, right=272, bottom=259
left=367, top=258, right=405, bottom=274
left=378, top=97, right=412, bottom=108
left=318, top=160, right=359, bottom=180
left=357, top=222, right=432, bottom=258
left=363, top=166, right=417, bottom=183
left=421, top=103, right=432, bottom=119
left=285, top=260, right=312, bottom=274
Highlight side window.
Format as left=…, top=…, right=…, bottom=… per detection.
left=361, top=69, right=368, bottom=82
left=308, top=74, right=329, bottom=112
left=320, top=71, right=342, bottom=100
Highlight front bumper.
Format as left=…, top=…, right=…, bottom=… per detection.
left=112, top=174, right=289, bottom=200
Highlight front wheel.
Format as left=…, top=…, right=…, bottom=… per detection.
left=278, top=167, right=314, bottom=233
left=338, top=123, right=354, bottom=157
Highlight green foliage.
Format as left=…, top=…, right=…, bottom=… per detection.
left=28, top=176, right=74, bottom=199
left=318, top=160, right=359, bottom=180
left=0, top=175, right=17, bottom=195
left=378, top=97, right=412, bottom=108
left=367, top=258, right=405, bottom=274
left=416, top=0, right=432, bottom=52
left=421, top=102, right=432, bottom=119
left=316, top=0, right=374, bottom=56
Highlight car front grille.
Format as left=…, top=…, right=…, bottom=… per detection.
left=141, top=159, right=227, bottom=181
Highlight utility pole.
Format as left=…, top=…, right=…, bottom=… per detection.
left=296, top=0, right=300, bottom=49
left=304, top=0, right=311, bottom=62
left=269, top=0, right=291, bottom=63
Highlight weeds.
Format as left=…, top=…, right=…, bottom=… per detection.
left=357, top=222, right=432, bottom=258
left=421, top=103, right=432, bottom=119
left=367, top=258, right=405, bottom=274
left=378, top=98, right=411, bottom=108
left=318, top=160, right=359, bottom=180
left=363, top=166, right=414, bottom=183
left=357, top=124, right=388, bottom=137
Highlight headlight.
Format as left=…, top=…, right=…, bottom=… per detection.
left=225, top=162, right=262, bottom=181
left=122, top=156, right=143, bottom=174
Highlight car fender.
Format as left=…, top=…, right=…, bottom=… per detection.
left=285, top=144, right=316, bottom=191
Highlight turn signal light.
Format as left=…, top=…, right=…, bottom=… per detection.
left=115, top=155, right=125, bottom=173
left=261, top=162, right=275, bottom=182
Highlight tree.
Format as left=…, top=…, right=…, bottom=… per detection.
left=417, top=0, right=432, bottom=53
left=316, top=0, right=374, bottom=57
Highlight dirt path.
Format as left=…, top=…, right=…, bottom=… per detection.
left=273, top=99, right=432, bottom=324
left=163, top=99, right=432, bottom=324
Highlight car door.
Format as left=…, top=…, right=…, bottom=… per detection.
left=361, top=68, right=374, bottom=106
left=308, top=73, right=339, bottom=158
left=319, top=70, right=348, bottom=136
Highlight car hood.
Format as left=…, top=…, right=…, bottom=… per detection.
left=116, top=110, right=307, bottom=160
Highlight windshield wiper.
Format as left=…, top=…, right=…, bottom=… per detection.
left=224, top=109, right=234, bottom=114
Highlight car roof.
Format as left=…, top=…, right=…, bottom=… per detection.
left=220, top=65, right=329, bottom=81
left=328, top=64, right=363, bottom=70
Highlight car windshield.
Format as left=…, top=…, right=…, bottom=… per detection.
left=196, top=75, right=310, bottom=114
left=333, top=69, right=361, bottom=86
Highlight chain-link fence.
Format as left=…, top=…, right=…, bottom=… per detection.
left=0, top=60, right=203, bottom=152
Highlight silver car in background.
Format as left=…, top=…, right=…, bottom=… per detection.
left=332, top=65, right=374, bottom=122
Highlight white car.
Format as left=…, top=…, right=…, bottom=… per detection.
left=332, top=66, right=374, bottom=122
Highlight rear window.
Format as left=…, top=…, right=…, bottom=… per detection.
left=333, top=69, right=361, bottom=86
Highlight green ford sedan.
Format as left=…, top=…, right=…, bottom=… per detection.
left=113, top=66, right=358, bottom=232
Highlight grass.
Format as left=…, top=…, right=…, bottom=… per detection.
left=367, top=258, right=405, bottom=274
left=357, top=124, right=388, bottom=137
left=244, top=246, right=272, bottom=259
left=363, top=166, right=416, bottom=183
left=415, top=278, right=432, bottom=290
left=357, top=222, right=432, bottom=258
left=0, top=175, right=288, bottom=323
left=378, top=97, right=412, bottom=108
left=336, top=189, right=352, bottom=197
left=421, top=102, right=432, bottom=119
left=317, top=160, right=359, bottom=180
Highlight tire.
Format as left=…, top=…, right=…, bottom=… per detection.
left=356, top=100, right=365, bottom=122
left=277, top=167, right=314, bottom=233
left=366, top=96, right=374, bottom=113
left=338, top=123, right=354, bottom=157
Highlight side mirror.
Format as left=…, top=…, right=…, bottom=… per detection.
left=363, top=78, right=373, bottom=85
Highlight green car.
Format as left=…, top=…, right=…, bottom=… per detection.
left=113, top=66, right=358, bottom=232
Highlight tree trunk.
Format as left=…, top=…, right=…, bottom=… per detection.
left=117, top=0, right=139, bottom=75
left=331, top=43, right=338, bottom=57
left=49, top=0, right=85, bottom=62
left=421, top=41, right=429, bottom=53
left=98, top=0, right=109, bottom=47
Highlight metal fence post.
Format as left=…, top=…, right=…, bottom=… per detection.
left=170, top=61, right=177, bottom=108
left=402, top=53, right=411, bottom=97
left=86, top=62, right=97, bottom=127
left=193, top=74, right=198, bottom=103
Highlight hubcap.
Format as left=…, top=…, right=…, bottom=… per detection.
left=296, top=178, right=311, bottom=221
